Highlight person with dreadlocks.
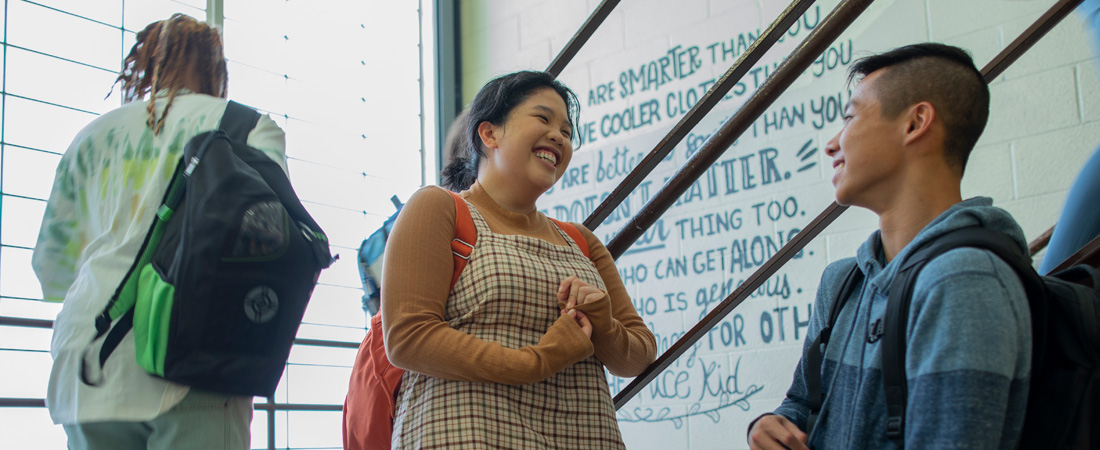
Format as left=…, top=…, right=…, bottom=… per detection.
left=32, top=13, right=285, bottom=450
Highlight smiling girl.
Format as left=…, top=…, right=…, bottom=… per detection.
left=381, top=71, right=656, bottom=449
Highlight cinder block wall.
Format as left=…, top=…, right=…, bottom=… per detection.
left=458, top=1, right=1097, bottom=448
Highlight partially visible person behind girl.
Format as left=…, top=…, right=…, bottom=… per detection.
left=383, top=70, right=656, bottom=449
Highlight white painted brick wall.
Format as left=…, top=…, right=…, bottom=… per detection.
left=623, top=0, right=710, bottom=45
left=459, top=1, right=1099, bottom=448
left=928, top=0, right=1052, bottom=41
left=1081, top=61, right=1100, bottom=120
left=1005, top=12, right=1094, bottom=77
left=961, top=140, right=1015, bottom=203
left=987, top=68, right=1082, bottom=143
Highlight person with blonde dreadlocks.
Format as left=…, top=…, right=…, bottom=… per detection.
left=32, top=13, right=285, bottom=450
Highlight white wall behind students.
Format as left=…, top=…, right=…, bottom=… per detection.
left=458, top=0, right=1097, bottom=448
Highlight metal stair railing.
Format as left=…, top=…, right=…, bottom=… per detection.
left=0, top=314, right=355, bottom=450
left=546, top=0, right=623, bottom=77
left=582, top=0, right=819, bottom=229
left=604, top=0, right=1086, bottom=409
left=601, top=0, right=872, bottom=259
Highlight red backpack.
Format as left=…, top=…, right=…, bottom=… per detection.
left=342, top=190, right=591, bottom=450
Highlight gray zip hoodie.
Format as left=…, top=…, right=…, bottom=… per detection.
left=772, top=197, right=1031, bottom=449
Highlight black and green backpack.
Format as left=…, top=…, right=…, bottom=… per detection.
left=81, top=101, right=333, bottom=397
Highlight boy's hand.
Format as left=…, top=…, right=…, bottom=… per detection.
left=748, top=414, right=809, bottom=450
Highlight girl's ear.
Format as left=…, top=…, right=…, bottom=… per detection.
left=477, top=121, right=500, bottom=151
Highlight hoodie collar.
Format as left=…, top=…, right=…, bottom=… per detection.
left=855, top=197, right=1028, bottom=294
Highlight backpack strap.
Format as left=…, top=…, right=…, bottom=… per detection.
left=448, top=191, right=476, bottom=291
left=81, top=159, right=187, bottom=386
left=880, top=226, right=1045, bottom=449
left=804, top=261, right=863, bottom=435
left=219, top=101, right=261, bottom=142
left=549, top=218, right=592, bottom=258
left=444, top=191, right=593, bottom=289
left=182, top=102, right=259, bottom=176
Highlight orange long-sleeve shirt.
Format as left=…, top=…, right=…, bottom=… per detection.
left=381, top=182, right=656, bottom=385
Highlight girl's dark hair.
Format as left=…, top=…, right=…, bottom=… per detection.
left=112, top=13, right=228, bottom=135
left=441, top=70, right=580, bottom=192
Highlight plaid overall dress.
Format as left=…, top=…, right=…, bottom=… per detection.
left=392, top=201, right=625, bottom=449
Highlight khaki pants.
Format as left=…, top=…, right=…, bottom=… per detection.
left=63, top=388, right=252, bottom=450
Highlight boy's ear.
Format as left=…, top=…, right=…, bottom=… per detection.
left=902, top=101, right=935, bottom=145
left=477, top=121, right=499, bottom=151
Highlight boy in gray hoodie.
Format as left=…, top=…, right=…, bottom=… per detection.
left=747, top=43, right=1031, bottom=450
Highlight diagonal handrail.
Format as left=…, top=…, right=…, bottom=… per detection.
left=545, top=0, right=622, bottom=77
left=610, top=0, right=874, bottom=406
left=0, top=316, right=360, bottom=348
left=981, top=0, right=1084, bottom=82
left=1051, top=232, right=1100, bottom=273
left=583, top=0, right=818, bottom=229
left=612, top=0, right=1085, bottom=410
left=605, top=0, right=872, bottom=259
left=1029, top=224, right=1055, bottom=256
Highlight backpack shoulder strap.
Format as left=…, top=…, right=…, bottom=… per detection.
left=880, top=226, right=1041, bottom=449
left=219, top=101, right=261, bottom=142
left=444, top=194, right=592, bottom=288
left=448, top=190, right=476, bottom=291
left=81, top=160, right=189, bottom=387
left=548, top=218, right=591, bottom=258
left=805, top=260, right=862, bottom=435
left=182, top=101, right=257, bottom=175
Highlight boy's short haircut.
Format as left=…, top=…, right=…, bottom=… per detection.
left=849, top=43, right=990, bottom=174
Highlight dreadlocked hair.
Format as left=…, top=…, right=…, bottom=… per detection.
left=113, top=13, right=228, bottom=135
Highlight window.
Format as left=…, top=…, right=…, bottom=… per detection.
left=0, top=1, right=428, bottom=448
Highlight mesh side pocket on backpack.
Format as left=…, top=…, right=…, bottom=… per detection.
left=134, top=263, right=175, bottom=377
left=230, top=200, right=289, bottom=259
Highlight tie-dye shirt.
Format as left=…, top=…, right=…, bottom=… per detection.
left=32, top=91, right=286, bottom=424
